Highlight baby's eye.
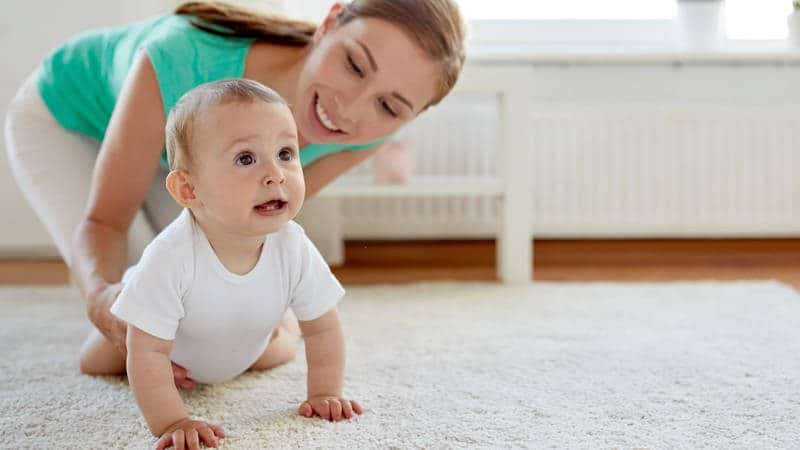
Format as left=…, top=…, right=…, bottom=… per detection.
left=278, top=147, right=294, bottom=162
left=236, top=152, right=256, bottom=166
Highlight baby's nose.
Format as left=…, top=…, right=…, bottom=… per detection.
left=262, top=170, right=285, bottom=186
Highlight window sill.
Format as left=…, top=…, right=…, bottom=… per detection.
left=466, top=41, right=800, bottom=65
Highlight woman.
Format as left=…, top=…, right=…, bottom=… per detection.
left=4, top=0, right=465, bottom=387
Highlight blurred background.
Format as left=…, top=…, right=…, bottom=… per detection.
left=1, top=0, right=798, bottom=286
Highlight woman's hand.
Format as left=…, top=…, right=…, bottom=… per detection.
left=86, top=282, right=196, bottom=389
left=155, top=417, right=225, bottom=450
left=86, top=282, right=127, bottom=354
left=299, top=396, right=363, bottom=421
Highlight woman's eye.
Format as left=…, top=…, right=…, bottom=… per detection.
left=236, top=152, right=255, bottom=165
left=347, top=54, right=364, bottom=78
left=380, top=99, right=398, bottom=118
left=278, top=148, right=294, bottom=162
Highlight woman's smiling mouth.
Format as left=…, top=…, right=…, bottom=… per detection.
left=312, top=93, right=346, bottom=135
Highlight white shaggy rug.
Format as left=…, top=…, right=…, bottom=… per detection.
left=2, top=281, right=800, bottom=448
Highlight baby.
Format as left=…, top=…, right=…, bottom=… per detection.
left=79, top=79, right=361, bottom=449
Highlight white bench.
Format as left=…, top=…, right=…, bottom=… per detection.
left=317, top=66, right=533, bottom=284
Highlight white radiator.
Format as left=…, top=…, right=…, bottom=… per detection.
left=337, top=95, right=800, bottom=239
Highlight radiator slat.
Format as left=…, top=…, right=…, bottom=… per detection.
left=338, top=97, right=800, bottom=238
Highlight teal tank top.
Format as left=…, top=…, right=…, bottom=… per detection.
left=36, top=14, right=382, bottom=168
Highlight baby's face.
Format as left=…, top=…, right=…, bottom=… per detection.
left=188, top=100, right=305, bottom=237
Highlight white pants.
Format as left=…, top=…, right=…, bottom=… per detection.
left=3, top=74, right=180, bottom=267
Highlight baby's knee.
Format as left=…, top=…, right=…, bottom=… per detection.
left=79, top=351, right=126, bottom=375
left=250, top=329, right=301, bottom=371
left=79, top=349, right=103, bottom=375
left=279, top=310, right=301, bottom=337
left=78, top=333, right=126, bottom=375
left=269, top=327, right=302, bottom=358
left=79, top=359, right=95, bottom=375
left=271, top=321, right=301, bottom=343
left=79, top=345, right=106, bottom=375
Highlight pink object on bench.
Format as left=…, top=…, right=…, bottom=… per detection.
left=373, top=139, right=415, bottom=184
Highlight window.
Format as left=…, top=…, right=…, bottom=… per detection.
left=725, top=0, right=792, bottom=40
left=456, top=0, right=676, bottom=46
left=457, top=0, right=676, bottom=21
left=457, top=1, right=796, bottom=47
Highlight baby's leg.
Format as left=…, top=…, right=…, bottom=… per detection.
left=249, top=310, right=302, bottom=371
left=79, top=328, right=126, bottom=375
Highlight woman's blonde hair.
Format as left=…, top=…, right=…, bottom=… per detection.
left=176, top=0, right=466, bottom=108
left=166, top=78, right=286, bottom=170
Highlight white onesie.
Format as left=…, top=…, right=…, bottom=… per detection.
left=110, top=209, right=344, bottom=384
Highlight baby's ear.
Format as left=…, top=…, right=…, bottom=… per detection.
left=165, top=169, right=196, bottom=207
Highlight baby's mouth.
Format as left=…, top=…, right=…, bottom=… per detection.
left=254, top=199, right=287, bottom=213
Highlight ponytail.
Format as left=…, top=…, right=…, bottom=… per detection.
left=175, top=1, right=316, bottom=46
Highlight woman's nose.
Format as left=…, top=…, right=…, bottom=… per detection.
left=333, top=92, right=364, bottom=128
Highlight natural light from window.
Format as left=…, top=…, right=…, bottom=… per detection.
left=725, top=0, right=791, bottom=40
left=456, top=0, right=676, bottom=21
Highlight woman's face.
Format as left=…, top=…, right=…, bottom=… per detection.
left=294, top=6, right=441, bottom=145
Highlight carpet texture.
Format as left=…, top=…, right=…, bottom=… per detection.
left=2, top=281, right=800, bottom=448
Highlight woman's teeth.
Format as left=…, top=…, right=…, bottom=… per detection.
left=315, top=97, right=340, bottom=132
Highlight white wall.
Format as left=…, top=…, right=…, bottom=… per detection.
left=2, top=1, right=797, bottom=256
left=0, top=1, right=170, bottom=257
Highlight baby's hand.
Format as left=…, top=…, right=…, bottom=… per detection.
left=299, top=396, right=363, bottom=421
left=155, top=417, right=225, bottom=450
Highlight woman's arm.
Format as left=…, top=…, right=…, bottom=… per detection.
left=71, top=53, right=167, bottom=349
left=302, top=147, right=379, bottom=199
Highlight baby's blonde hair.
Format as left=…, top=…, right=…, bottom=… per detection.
left=165, top=78, right=287, bottom=170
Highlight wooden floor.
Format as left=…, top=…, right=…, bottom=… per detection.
left=1, top=239, right=798, bottom=290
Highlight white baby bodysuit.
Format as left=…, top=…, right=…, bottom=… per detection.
left=110, top=208, right=344, bottom=384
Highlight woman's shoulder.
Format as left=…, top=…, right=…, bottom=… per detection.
left=144, top=13, right=253, bottom=51
left=141, top=14, right=254, bottom=116
left=139, top=13, right=253, bottom=69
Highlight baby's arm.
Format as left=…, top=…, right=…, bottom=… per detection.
left=127, top=326, right=224, bottom=448
left=297, top=307, right=362, bottom=421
